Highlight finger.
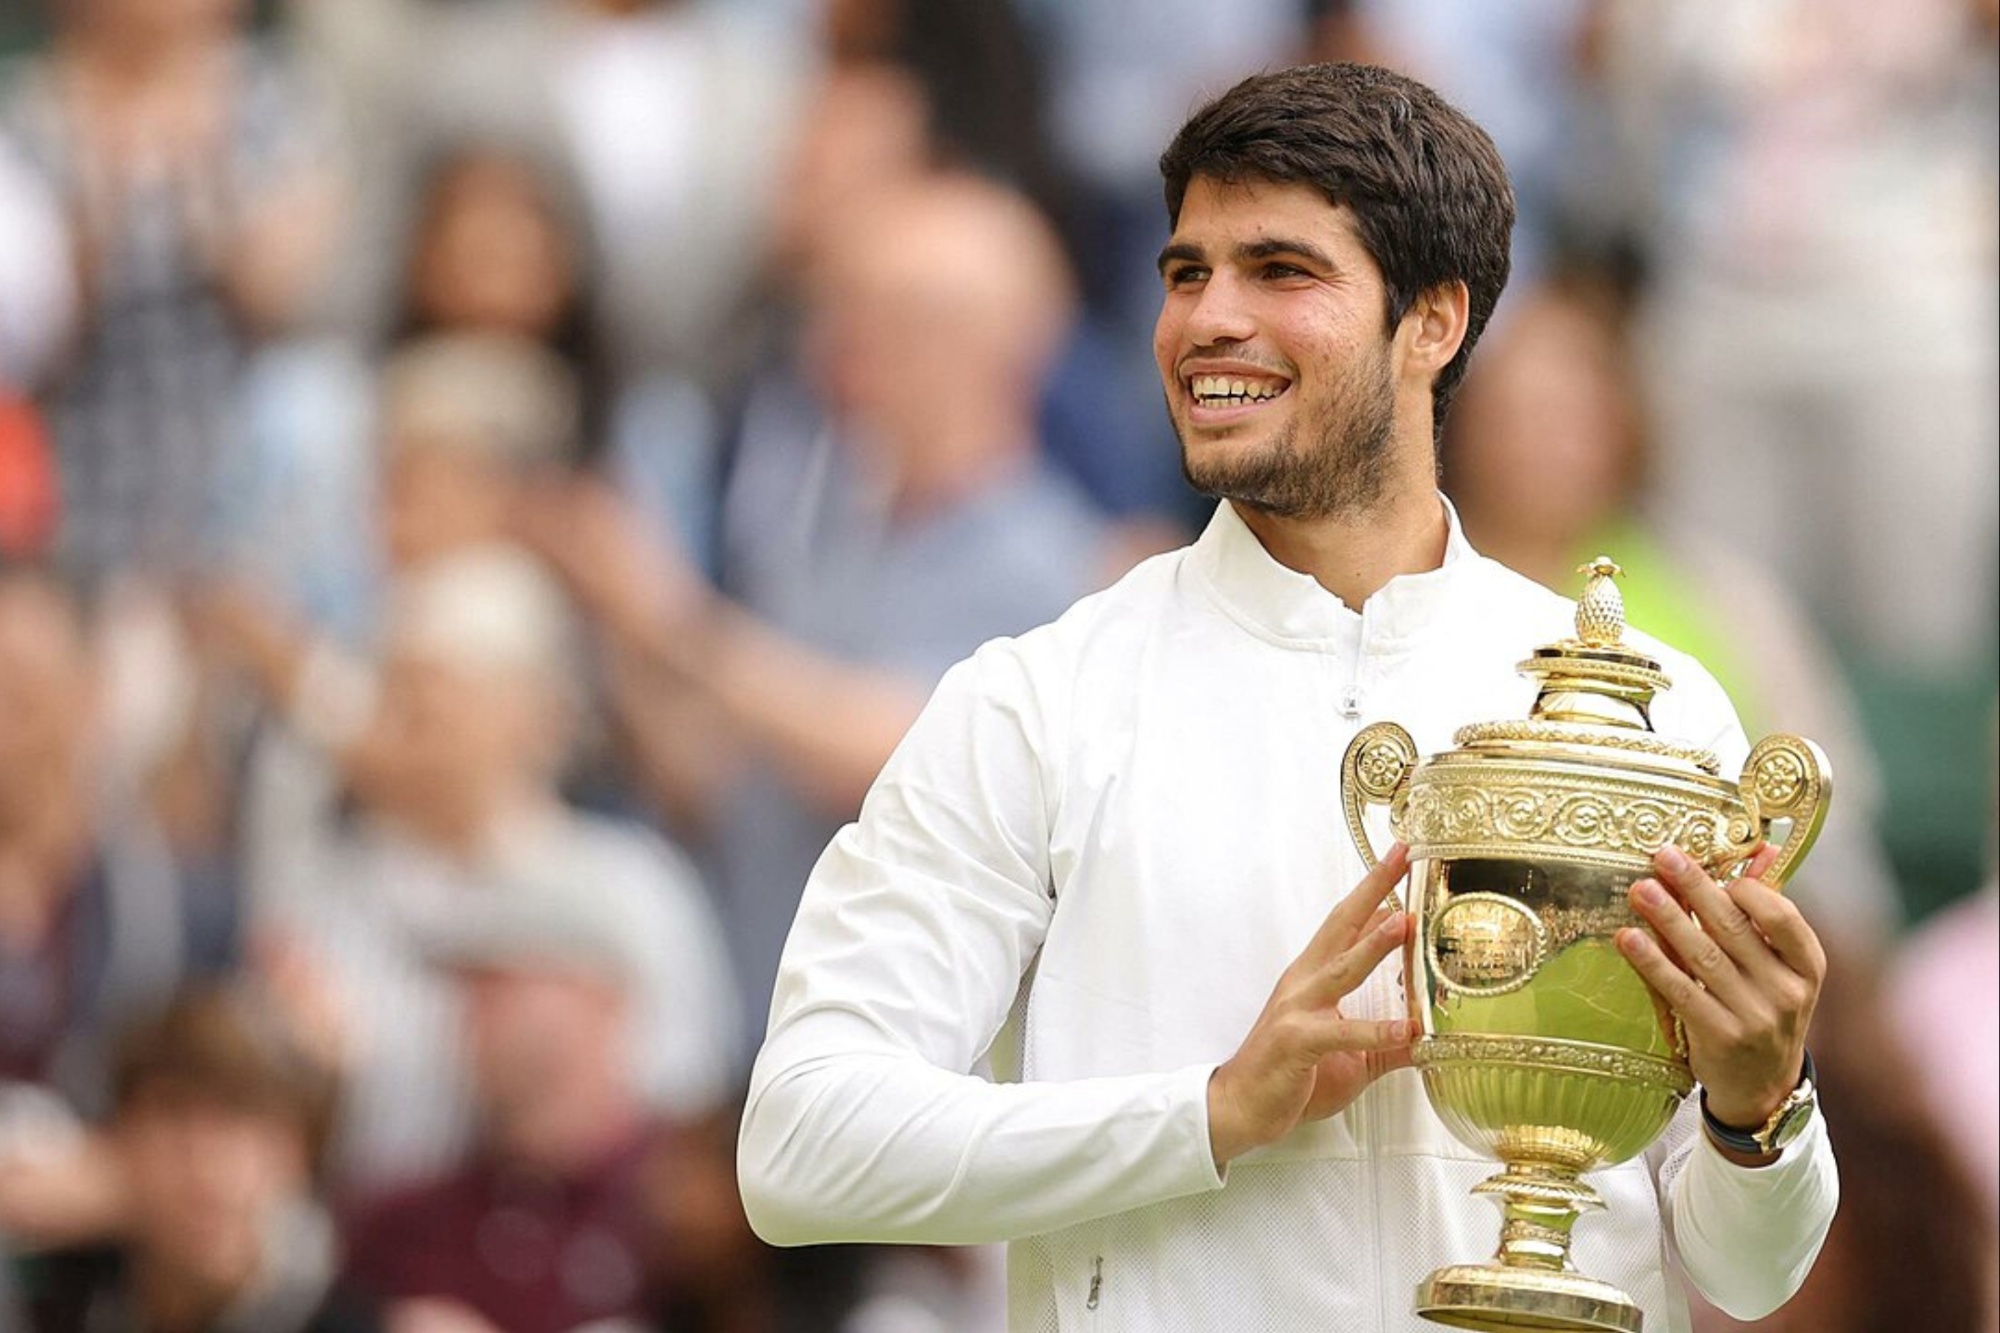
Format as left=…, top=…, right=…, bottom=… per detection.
left=1729, top=878, right=1828, bottom=985
left=1629, top=877, right=1757, bottom=1012
left=1302, top=843, right=1410, bottom=966
left=1314, top=907, right=1411, bottom=1001
left=1651, top=844, right=1778, bottom=980
left=1615, top=924, right=1732, bottom=1032
left=1303, top=1014, right=1418, bottom=1057
left=1744, top=842, right=1780, bottom=882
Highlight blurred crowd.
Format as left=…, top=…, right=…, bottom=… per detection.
left=0, top=1, right=1994, bottom=1331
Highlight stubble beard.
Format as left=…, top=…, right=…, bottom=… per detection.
left=1177, top=347, right=1398, bottom=522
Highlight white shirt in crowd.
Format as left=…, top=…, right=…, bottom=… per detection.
left=739, top=498, right=1838, bottom=1333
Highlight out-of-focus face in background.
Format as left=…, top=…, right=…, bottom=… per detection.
left=374, top=334, right=581, bottom=570
left=460, top=965, right=625, bottom=1131
left=406, top=153, right=579, bottom=345
left=1444, top=283, right=1641, bottom=547
left=804, top=177, right=1072, bottom=480
left=0, top=573, right=92, bottom=833
left=116, top=1084, right=302, bottom=1299
left=345, top=548, right=574, bottom=845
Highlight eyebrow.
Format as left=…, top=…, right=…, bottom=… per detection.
left=1156, top=236, right=1339, bottom=276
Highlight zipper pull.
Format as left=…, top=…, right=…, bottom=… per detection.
left=1086, top=1256, right=1103, bottom=1310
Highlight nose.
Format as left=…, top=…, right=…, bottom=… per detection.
left=1182, top=270, right=1256, bottom=348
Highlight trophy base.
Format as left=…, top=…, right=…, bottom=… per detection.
left=1417, top=1263, right=1643, bottom=1333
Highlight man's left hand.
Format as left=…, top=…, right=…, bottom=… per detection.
left=1616, top=841, right=1826, bottom=1155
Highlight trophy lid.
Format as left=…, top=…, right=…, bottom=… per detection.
left=1453, top=557, right=1721, bottom=776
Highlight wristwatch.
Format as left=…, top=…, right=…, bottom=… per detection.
left=1701, top=1049, right=1818, bottom=1156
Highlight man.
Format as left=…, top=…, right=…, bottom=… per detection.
left=22, top=985, right=378, bottom=1333
left=736, top=63, right=1837, bottom=1332
left=527, top=172, right=1110, bottom=1050
left=239, top=546, right=737, bottom=1192
left=340, top=863, right=674, bottom=1333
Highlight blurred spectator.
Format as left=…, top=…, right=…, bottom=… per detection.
left=1595, top=0, right=1999, bottom=674
left=374, top=336, right=581, bottom=574
left=530, top=174, right=1112, bottom=1049
left=211, top=546, right=737, bottom=1196
left=393, top=142, right=724, bottom=574
left=1888, top=724, right=2000, bottom=1219
left=20, top=984, right=380, bottom=1333
left=294, top=0, right=811, bottom=396
left=0, top=0, right=345, bottom=584
left=1687, top=945, right=1999, bottom=1333
left=0, top=563, right=226, bottom=1122
left=340, top=867, right=671, bottom=1333
left=0, top=130, right=74, bottom=391
left=1443, top=271, right=1903, bottom=952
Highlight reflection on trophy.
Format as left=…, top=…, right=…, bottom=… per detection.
left=1340, top=558, right=1832, bottom=1333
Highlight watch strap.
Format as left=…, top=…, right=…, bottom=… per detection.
left=1701, top=1048, right=1817, bottom=1156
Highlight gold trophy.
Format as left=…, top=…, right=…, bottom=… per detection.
left=1340, top=558, right=1831, bottom=1333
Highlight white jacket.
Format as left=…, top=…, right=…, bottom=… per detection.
left=739, top=499, right=1838, bottom=1333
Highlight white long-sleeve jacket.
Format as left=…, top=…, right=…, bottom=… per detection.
left=739, top=499, right=1838, bottom=1333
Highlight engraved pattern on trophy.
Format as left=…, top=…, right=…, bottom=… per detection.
left=1340, top=557, right=1835, bottom=1333
left=1427, top=893, right=1549, bottom=997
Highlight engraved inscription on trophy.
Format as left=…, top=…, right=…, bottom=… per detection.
left=1428, top=892, right=1548, bottom=997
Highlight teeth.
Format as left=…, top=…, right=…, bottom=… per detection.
left=1190, top=374, right=1287, bottom=403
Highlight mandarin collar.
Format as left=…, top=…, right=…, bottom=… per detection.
left=1187, top=494, right=1478, bottom=648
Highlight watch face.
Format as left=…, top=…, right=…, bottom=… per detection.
left=1761, top=1086, right=1817, bottom=1152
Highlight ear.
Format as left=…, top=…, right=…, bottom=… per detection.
left=1398, top=280, right=1471, bottom=382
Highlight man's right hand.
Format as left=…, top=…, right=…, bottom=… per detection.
left=1207, top=843, right=1417, bottom=1169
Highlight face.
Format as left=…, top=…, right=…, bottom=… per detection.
left=0, top=577, right=92, bottom=827
left=461, top=967, right=621, bottom=1126
left=1153, top=176, right=1403, bottom=522
left=1446, top=293, right=1635, bottom=541
left=118, top=1090, right=300, bottom=1295
left=410, top=156, right=576, bottom=341
left=348, top=653, right=554, bottom=829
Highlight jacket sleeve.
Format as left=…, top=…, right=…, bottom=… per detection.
left=737, top=640, right=1226, bottom=1246
left=1656, top=1100, right=1840, bottom=1318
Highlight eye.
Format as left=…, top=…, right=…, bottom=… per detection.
left=1260, top=262, right=1309, bottom=281
left=1163, top=263, right=1209, bottom=289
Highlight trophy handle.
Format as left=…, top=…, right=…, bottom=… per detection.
left=1342, top=721, right=1418, bottom=869
left=1737, top=735, right=1833, bottom=889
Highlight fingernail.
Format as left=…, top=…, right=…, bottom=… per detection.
left=1616, top=927, right=1648, bottom=954
left=1657, top=844, right=1690, bottom=873
left=1392, top=1020, right=1416, bottom=1042
left=1380, top=912, right=1406, bottom=936
left=1634, top=880, right=1666, bottom=907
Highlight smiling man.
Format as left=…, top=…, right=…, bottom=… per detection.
left=737, top=63, right=1839, bottom=1333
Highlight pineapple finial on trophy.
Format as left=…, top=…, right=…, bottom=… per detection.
left=1574, top=556, right=1626, bottom=647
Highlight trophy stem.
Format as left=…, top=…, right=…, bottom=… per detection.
left=1474, top=1161, right=1603, bottom=1273
left=1416, top=1165, right=1640, bottom=1333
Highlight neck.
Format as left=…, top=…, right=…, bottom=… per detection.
left=1233, top=482, right=1450, bottom=610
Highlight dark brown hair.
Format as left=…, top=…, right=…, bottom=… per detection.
left=1159, top=62, right=1514, bottom=432
left=112, top=985, right=337, bottom=1166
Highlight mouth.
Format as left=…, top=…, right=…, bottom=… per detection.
left=1183, top=371, right=1293, bottom=424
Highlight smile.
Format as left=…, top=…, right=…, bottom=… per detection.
left=1184, top=372, right=1293, bottom=418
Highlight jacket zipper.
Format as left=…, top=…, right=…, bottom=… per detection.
left=1085, top=1255, right=1103, bottom=1323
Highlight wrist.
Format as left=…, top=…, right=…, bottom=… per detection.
left=1204, top=1066, right=1254, bottom=1169
left=1701, top=1050, right=1818, bottom=1161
